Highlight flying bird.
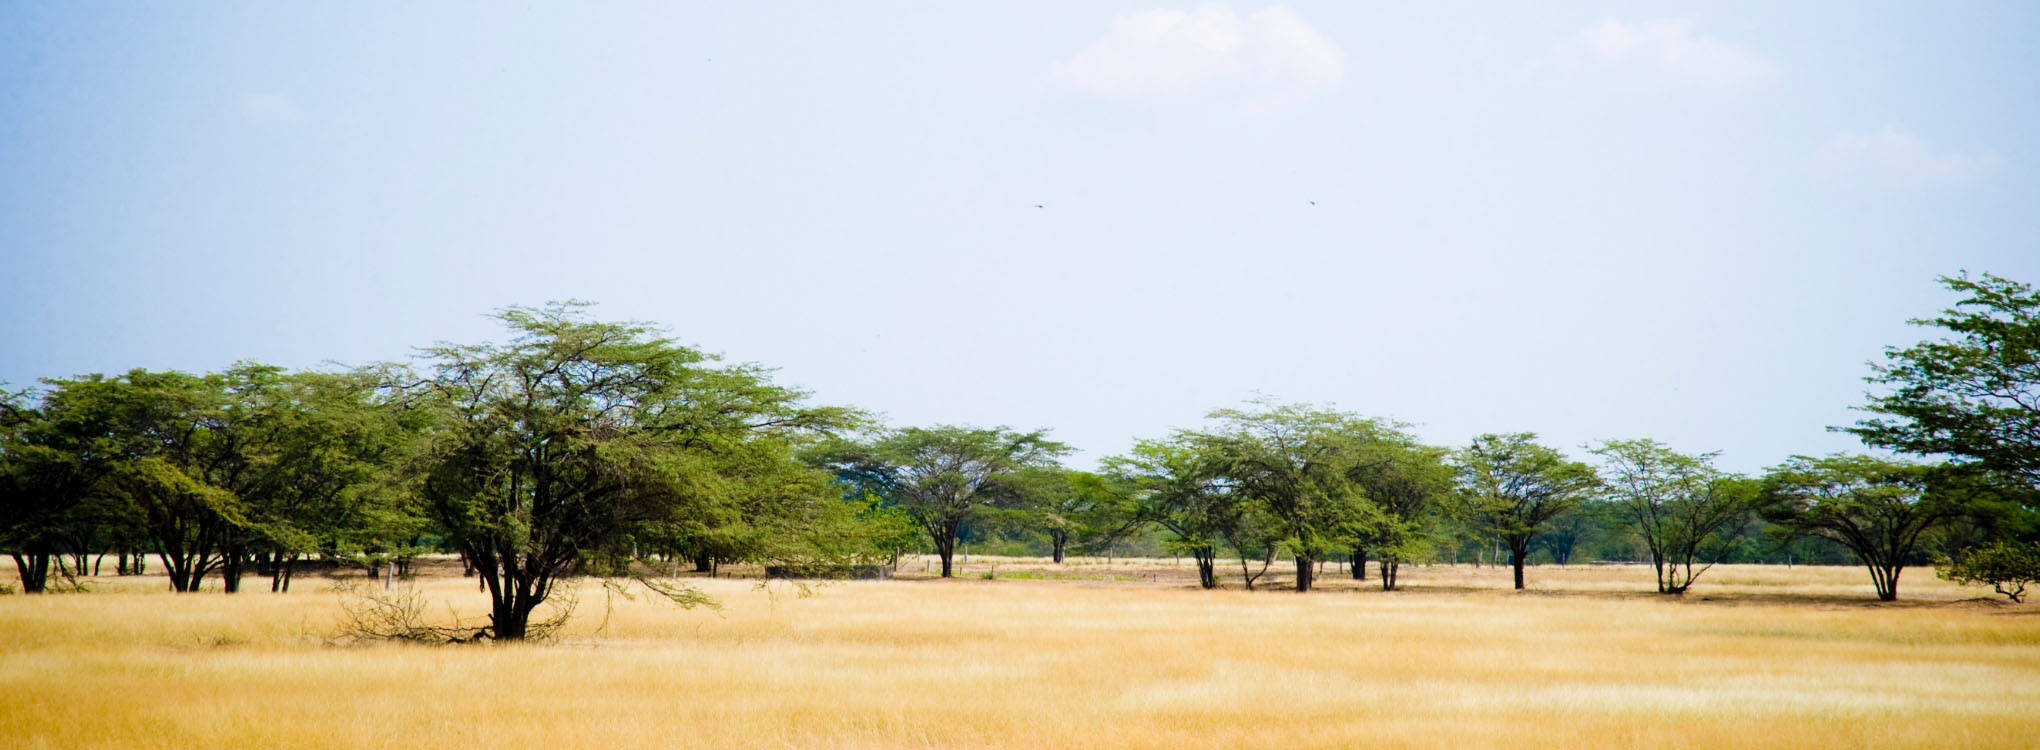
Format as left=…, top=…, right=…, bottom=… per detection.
left=1035, top=204, right=1044, bottom=209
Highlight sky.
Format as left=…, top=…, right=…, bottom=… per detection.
left=3, top=2, right=2038, bottom=473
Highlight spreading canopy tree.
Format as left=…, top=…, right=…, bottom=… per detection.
left=1761, top=454, right=1972, bottom=601
left=1591, top=439, right=1757, bottom=594
left=1193, top=402, right=1379, bottom=593
left=1006, top=467, right=1114, bottom=564
left=402, top=303, right=854, bottom=639
left=1102, top=438, right=1242, bottom=589
left=1343, top=429, right=1454, bottom=591
left=812, top=425, right=1067, bottom=578
left=1450, top=433, right=1600, bottom=590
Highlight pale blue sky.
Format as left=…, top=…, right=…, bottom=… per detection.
left=4, top=2, right=2037, bottom=472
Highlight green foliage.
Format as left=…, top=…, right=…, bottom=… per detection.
left=1449, top=433, right=1600, bottom=589
left=1937, top=540, right=2040, bottom=602
left=1591, top=439, right=1757, bottom=594
left=1761, top=454, right=1973, bottom=601
left=402, top=302, right=855, bottom=638
left=810, top=425, right=1068, bottom=577
left=1342, top=427, right=1454, bottom=590
left=1102, top=437, right=1241, bottom=589
left=1846, top=273, right=2040, bottom=504
left=1189, top=401, right=1386, bottom=592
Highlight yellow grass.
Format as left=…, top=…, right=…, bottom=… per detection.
left=3, top=557, right=2038, bottom=749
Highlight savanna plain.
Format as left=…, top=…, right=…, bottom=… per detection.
left=3, top=558, right=2037, bottom=749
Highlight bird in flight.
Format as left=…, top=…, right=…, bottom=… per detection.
left=1308, top=200, right=1316, bottom=205
left=1035, top=204, right=1044, bottom=209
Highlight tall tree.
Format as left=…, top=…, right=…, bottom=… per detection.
left=1761, top=454, right=1971, bottom=601
left=1450, top=433, right=1600, bottom=590
left=1846, top=273, right=2040, bottom=504
left=1195, top=402, right=1377, bottom=593
left=1591, top=439, right=1757, bottom=594
left=403, top=303, right=852, bottom=639
left=813, top=425, right=1067, bottom=578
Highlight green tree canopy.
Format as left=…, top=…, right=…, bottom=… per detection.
left=1846, top=273, right=2040, bottom=504
left=1591, top=439, right=1757, bottom=594
left=1761, top=454, right=1973, bottom=601
left=811, top=425, right=1067, bottom=578
left=402, top=302, right=855, bottom=639
left=1191, top=402, right=1382, bottom=592
left=1450, top=433, right=1600, bottom=590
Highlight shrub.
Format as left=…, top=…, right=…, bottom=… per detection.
left=1938, top=541, right=2040, bottom=602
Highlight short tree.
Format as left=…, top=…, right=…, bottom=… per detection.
left=1102, top=438, right=1239, bottom=589
left=1591, top=439, right=1758, bottom=594
left=1008, top=467, right=1112, bottom=564
left=1450, top=433, right=1600, bottom=590
left=1938, top=540, right=2040, bottom=602
left=1761, top=455, right=1970, bottom=601
left=814, top=426, right=1067, bottom=577
left=1344, top=430, right=1453, bottom=591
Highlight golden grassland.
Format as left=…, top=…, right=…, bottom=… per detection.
left=3, top=557, right=2038, bottom=749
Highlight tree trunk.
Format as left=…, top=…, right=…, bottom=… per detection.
left=1194, top=548, right=1217, bottom=589
left=1509, top=540, right=1528, bottom=590
left=221, top=549, right=247, bottom=593
left=692, top=551, right=713, bottom=573
left=11, top=552, right=51, bottom=594
left=1875, top=564, right=1902, bottom=601
left=931, top=520, right=959, bottom=578
left=1350, top=546, right=1367, bottom=580
left=271, top=554, right=298, bottom=593
left=1294, top=555, right=1314, bottom=592
left=166, top=551, right=195, bottom=592
left=1381, top=561, right=1400, bottom=591
left=1051, top=532, right=1067, bottom=564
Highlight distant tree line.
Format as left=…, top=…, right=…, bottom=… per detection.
left=6, top=275, right=2040, bottom=634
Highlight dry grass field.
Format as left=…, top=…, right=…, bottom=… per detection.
left=3, top=556, right=2038, bottom=749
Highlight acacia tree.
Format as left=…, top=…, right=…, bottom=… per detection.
left=404, top=303, right=852, bottom=639
left=814, top=425, right=1067, bottom=577
left=1761, top=454, right=1970, bottom=601
left=1591, top=439, right=1758, bottom=594
left=248, top=371, right=422, bottom=592
left=1103, top=438, right=1238, bottom=589
left=1345, top=431, right=1453, bottom=591
left=1846, top=273, right=2040, bottom=503
left=1450, top=433, right=1600, bottom=590
left=31, top=370, right=248, bottom=594
left=0, top=390, right=79, bottom=593
left=1008, top=467, right=1112, bottom=564
left=1195, top=402, right=1376, bottom=593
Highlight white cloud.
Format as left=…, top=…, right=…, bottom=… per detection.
left=1816, top=125, right=2004, bottom=188
left=1051, top=4, right=1343, bottom=113
left=241, top=94, right=306, bottom=125
left=1535, top=18, right=1767, bottom=90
